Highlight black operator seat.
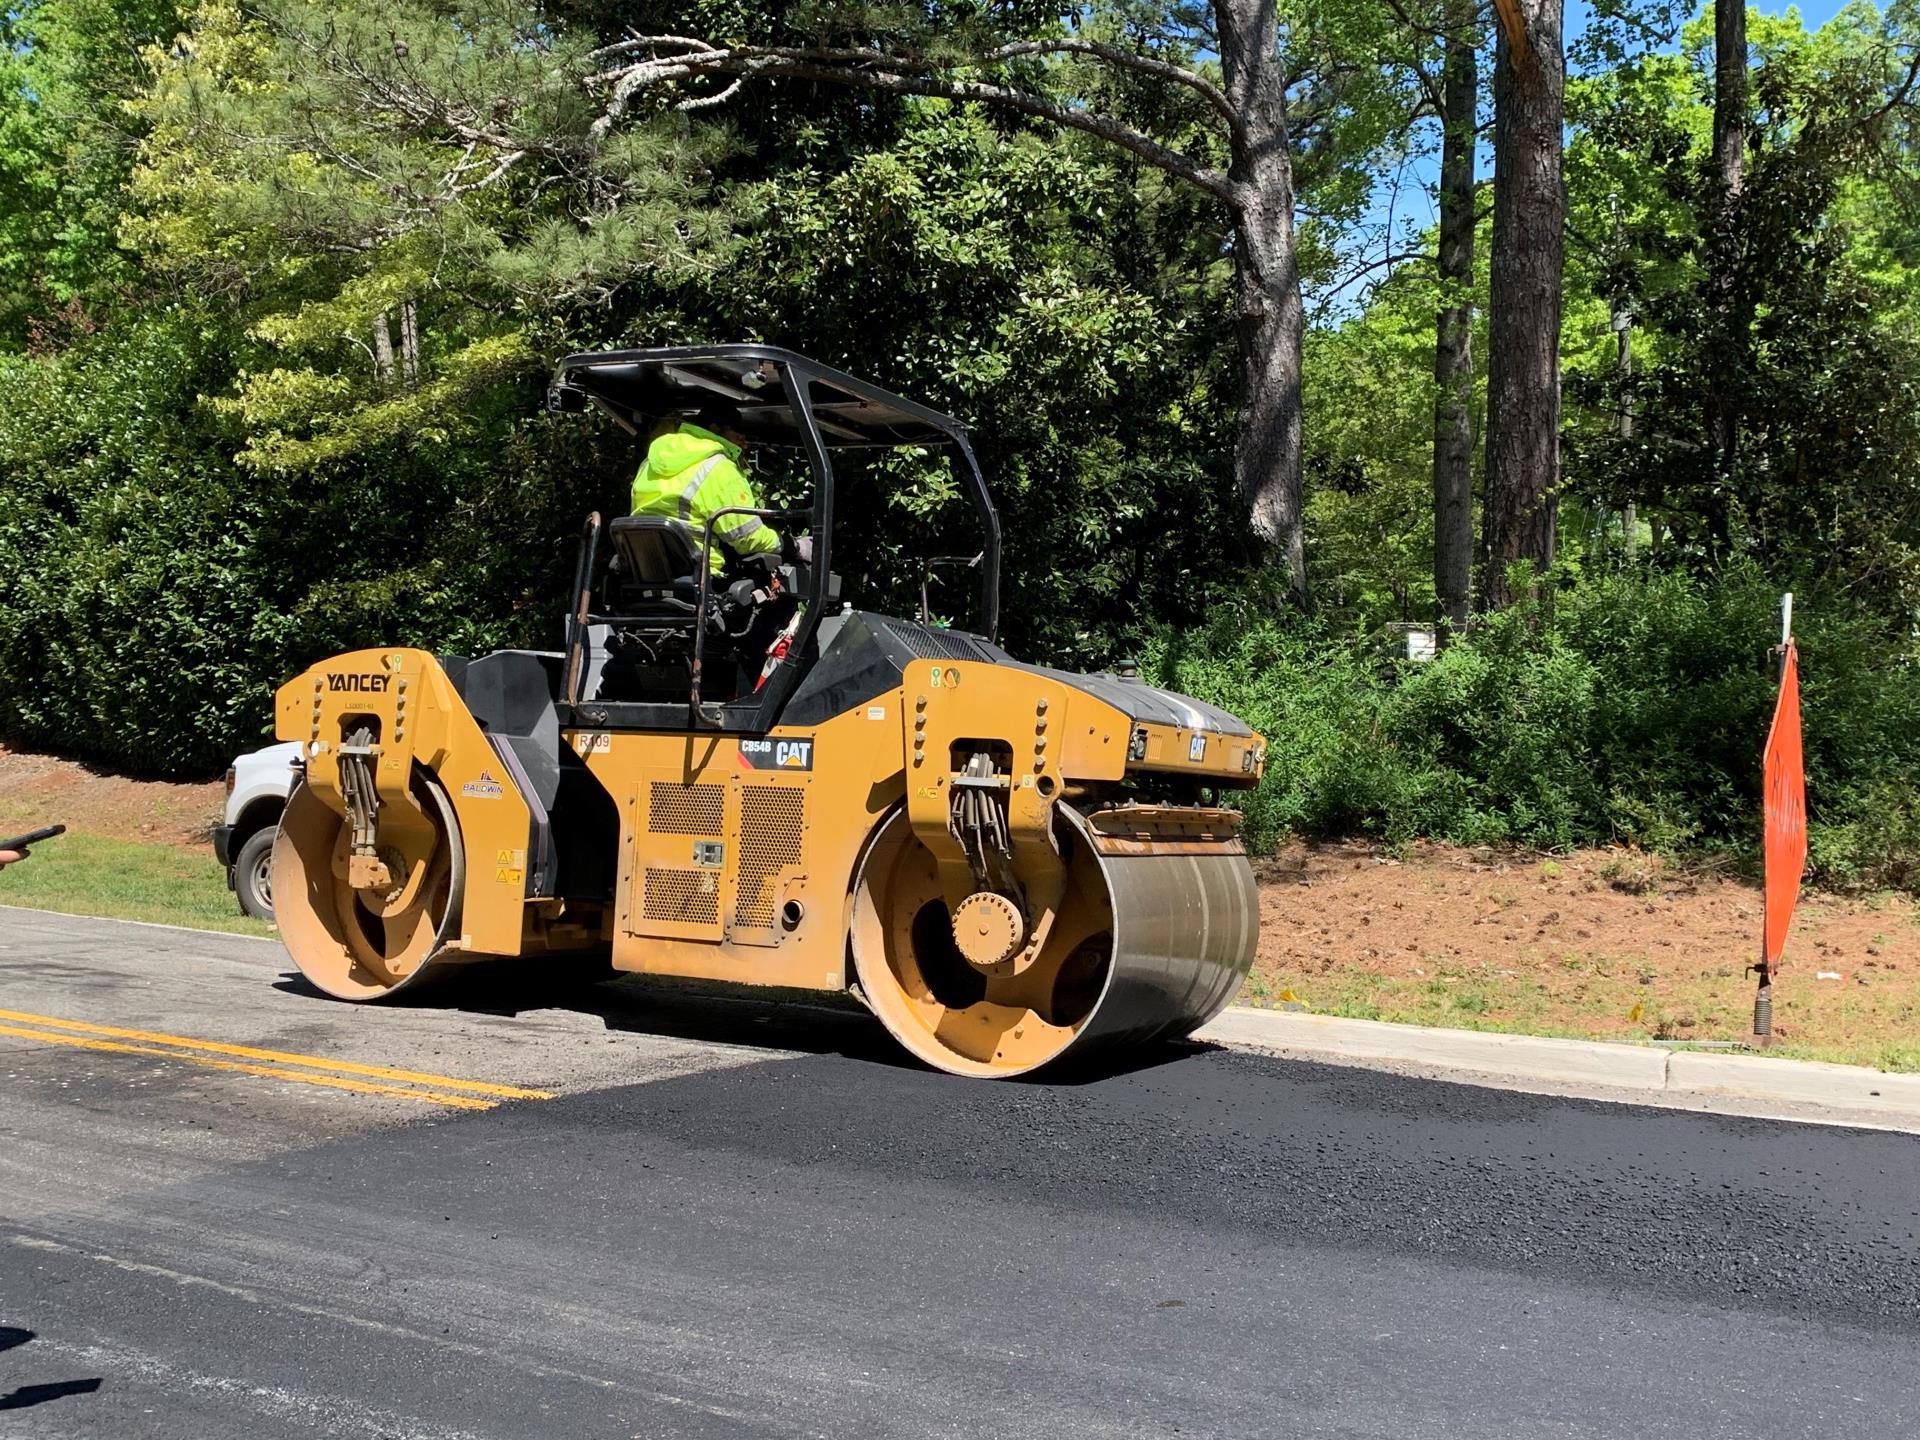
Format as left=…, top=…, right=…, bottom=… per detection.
left=605, top=515, right=706, bottom=619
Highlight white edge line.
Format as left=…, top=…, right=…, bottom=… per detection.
left=0, top=903, right=283, bottom=944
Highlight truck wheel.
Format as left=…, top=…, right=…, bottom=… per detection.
left=234, top=827, right=279, bottom=921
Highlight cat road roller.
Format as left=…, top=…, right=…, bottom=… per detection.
left=272, top=346, right=1264, bottom=1077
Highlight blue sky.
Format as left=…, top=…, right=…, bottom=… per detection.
left=1570, top=0, right=1852, bottom=31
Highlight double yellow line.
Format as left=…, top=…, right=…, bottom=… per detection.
left=0, top=1008, right=552, bottom=1111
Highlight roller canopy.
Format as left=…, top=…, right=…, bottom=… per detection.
left=549, top=345, right=966, bottom=450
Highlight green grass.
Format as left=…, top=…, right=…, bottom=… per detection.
left=0, top=830, right=275, bottom=937
left=1245, top=966, right=1920, bottom=1074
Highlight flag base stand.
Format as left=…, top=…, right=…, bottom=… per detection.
left=1747, top=966, right=1774, bottom=1048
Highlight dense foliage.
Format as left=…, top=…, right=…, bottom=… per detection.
left=3, top=0, right=1919, bottom=888
left=1153, top=568, right=1920, bottom=887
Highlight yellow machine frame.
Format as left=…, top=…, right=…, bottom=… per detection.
left=276, top=646, right=1261, bottom=998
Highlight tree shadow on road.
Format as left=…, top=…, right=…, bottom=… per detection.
left=0, top=1378, right=103, bottom=1411
left=0, top=1328, right=102, bottom=1412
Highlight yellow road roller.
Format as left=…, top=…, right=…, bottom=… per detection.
left=272, top=346, right=1264, bottom=1076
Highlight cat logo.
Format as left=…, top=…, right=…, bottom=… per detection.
left=739, top=738, right=814, bottom=772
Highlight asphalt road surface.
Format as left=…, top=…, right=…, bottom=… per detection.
left=2, top=905, right=1917, bottom=1439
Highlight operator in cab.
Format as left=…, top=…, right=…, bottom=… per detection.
left=631, top=409, right=811, bottom=570
left=630, top=407, right=814, bottom=696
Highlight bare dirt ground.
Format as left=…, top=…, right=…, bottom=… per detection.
left=1254, top=841, right=1920, bottom=1068
left=4, top=744, right=1914, bottom=1067
left=0, top=743, right=226, bottom=847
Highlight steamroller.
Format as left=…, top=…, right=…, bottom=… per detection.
left=271, top=346, right=1264, bottom=1077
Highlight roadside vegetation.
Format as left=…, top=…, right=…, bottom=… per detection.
left=1153, top=568, right=1920, bottom=890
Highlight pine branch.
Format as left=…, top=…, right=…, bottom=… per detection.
left=584, top=40, right=1240, bottom=207
left=980, top=39, right=1241, bottom=138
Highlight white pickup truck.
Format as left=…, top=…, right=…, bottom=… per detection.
left=211, top=741, right=302, bottom=920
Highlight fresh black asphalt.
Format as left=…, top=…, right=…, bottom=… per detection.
left=2, top=911, right=1917, bottom=1437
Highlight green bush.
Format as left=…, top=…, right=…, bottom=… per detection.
left=0, top=308, right=588, bottom=774
left=0, top=312, right=288, bottom=772
left=1150, top=567, right=1920, bottom=891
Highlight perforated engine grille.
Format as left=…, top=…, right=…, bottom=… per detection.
left=734, top=787, right=805, bottom=929
left=643, top=868, right=719, bottom=925
left=884, top=619, right=988, bottom=663
left=648, top=782, right=724, bottom=835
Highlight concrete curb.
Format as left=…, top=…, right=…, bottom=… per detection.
left=1665, top=1050, right=1920, bottom=1117
left=1195, top=1005, right=1920, bottom=1132
left=1199, top=1008, right=1670, bottom=1091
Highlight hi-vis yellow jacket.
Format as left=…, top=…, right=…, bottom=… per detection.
left=631, top=424, right=782, bottom=573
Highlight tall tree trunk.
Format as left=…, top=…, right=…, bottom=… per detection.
left=1609, top=198, right=1637, bottom=563
left=1706, top=0, right=1748, bottom=555
left=1481, top=0, right=1564, bottom=610
left=1432, top=6, right=1477, bottom=636
left=372, top=310, right=396, bottom=388
left=1616, top=299, right=1637, bottom=561
left=1712, top=0, right=1747, bottom=199
left=1217, top=0, right=1308, bottom=606
left=398, top=299, right=421, bottom=387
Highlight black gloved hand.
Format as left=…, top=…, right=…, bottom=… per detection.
left=714, top=577, right=760, bottom=636
left=783, top=533, right=814, bottom=566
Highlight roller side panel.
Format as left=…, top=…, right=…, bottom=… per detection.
left=577, top=696, right=906, bottom=992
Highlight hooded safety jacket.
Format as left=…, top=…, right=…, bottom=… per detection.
left=630, top=424, right=783, bottom=572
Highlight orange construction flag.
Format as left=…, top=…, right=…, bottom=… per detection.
left=1762, top=641, right=1807, bottom=970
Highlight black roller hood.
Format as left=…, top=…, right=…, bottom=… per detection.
left=781, top=613, right=1254, bottom=738
left=989, top=656, right=1256, bottom=738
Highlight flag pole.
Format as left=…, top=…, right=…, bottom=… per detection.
left=1753, top=591, right=1795, bottom=1045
